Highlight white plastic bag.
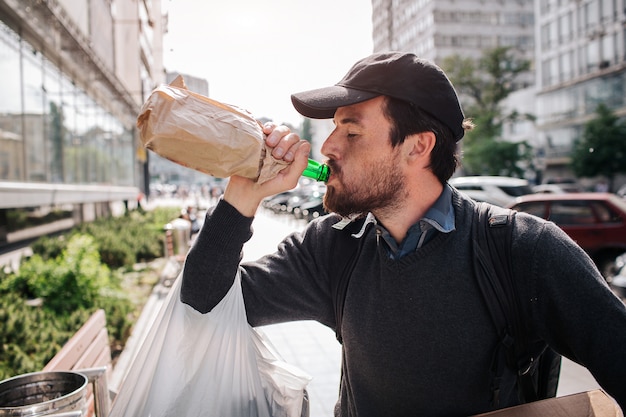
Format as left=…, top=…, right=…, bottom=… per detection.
left=109, top=270, right=311, bottom=417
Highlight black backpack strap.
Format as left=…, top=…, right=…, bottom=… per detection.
left=472, top=202, right=560, bottom=405
left=330, top=216, right=371, bottom=344
left=472, top=202, right=519, bottom=406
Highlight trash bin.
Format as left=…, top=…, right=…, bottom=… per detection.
left=165, top=218, right=191, bottom=257
left=0, top=371, right=88, bottom=416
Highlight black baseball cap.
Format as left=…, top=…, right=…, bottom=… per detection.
left=291, top=52, right=466, bottom=141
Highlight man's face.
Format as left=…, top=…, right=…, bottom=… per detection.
left=321, top=96, right=407, bottom=218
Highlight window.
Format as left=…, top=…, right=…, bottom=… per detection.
left=583, top=1, right=600, bottom=29
left=0, top=21, right=23, bottom=181
left=585, top=39, right=601, bottom=72
left=548, top=201, right=595, bottom=225
left=499, top=185, right=534, bottom=197
left=22, top=46, right=46, bottom=182
left=515, top=202, right=546, bottom=218
left=591, top=202, right=621, bottom=223
left=600, top=0, right=615, bottom=22
left=559, top=12, right=572, bottom=43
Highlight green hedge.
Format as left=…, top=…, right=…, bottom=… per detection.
left=32, top=207, right=180, bottom=270
left=0, top=206, right=180, bottom=380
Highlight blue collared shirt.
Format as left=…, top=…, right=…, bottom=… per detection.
left=380, top=184, right=456, bottom=259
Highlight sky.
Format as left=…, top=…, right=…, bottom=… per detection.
left=162, top=1, right=374, bottom=127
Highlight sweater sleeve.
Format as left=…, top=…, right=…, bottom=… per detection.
left=180, top=199, right=337, bottom=328
left=514, top=213, right=626, bottom=409
left=180, top=199, right=254, bottom=313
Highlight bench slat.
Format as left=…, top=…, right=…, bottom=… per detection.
left=43, top=309, right=108, bottom=372
left=74, top=328, right=109, bottom=370
left=43, top=309, right=112, bottom=417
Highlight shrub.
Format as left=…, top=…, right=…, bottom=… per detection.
left=30, top=234, right=68, bottom=261
left=2, top=234, right=111, bottom=315
left=74, top=206, right=179, bottom=269
left=0, top=206, right=179, bottom=379
left=0, top=292, right=90, bottom=380
left=0, top=236, right=135, bottom=378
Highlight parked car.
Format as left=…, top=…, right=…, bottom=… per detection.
left=449, top=176, right=534, bottom=207
left=532, top=183, right=581, bottom=194
left=507, top=193, right=626, bottom=278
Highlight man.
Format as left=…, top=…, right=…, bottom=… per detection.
left=181, top=52, right=626, bottom=415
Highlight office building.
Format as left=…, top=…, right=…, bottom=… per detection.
left=371, top=0, right=535, bottom=65
left=535, top=0, right=626, bottom=181
left=0, top=0, right=165, bottom=245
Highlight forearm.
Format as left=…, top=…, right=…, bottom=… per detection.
left=180, top=123, right=310, bottom=312
left=180, top=199, right=254, bottom=313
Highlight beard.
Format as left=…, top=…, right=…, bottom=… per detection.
left=323, top=153, right=407, bottom=218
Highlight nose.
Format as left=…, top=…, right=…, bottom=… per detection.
left=320, top=127, right=339, bottom=159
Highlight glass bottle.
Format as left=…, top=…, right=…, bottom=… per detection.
left=301, top=159, right=330, bottom=182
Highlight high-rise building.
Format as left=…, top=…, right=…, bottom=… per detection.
left=371, top=0, right=626, bottom=187
left=0, top=0, right=166, bottom=245
left=370, top=0, right=537, bottom=177
left=371, top=0, right=535, bottom=65
left=535, top=0, right=626, bottom=182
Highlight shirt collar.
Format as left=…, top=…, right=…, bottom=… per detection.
left=379, top=184, right=456, bottom=257
left=331, top=184, right=456, bottom=248
left=422, top=183, right=456, bottom=233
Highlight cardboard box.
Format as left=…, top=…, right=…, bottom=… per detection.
left=474, top=390, right=623, bottom=417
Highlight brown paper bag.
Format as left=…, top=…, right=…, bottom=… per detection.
left=137, top=76, right=288, bottom=184
left=472, top=390, right=623, bottom=417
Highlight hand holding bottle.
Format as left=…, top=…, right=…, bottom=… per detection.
left=224, top=123, right=311, bottom=217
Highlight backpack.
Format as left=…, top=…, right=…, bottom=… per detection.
left=330, top=202, right=561, bottom=407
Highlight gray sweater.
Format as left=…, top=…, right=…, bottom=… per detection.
left=181, top=189, right=626, bottom=416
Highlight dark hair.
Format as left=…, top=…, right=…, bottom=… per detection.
left=382, top=97, right=460, bottom=183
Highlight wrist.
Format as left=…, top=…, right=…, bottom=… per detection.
left=223, top=181, right=263, bottom=217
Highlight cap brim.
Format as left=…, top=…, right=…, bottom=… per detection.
left=291, top=85, right=380, bottom=119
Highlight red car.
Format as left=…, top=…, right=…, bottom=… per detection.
left=507, top=193, right=626, bottom=278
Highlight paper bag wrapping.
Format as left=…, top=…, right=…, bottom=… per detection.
left=137, top=76, right=288, bottom=184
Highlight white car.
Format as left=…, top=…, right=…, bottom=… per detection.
left=532, top=183, right=581, bottom=194
left=449, top=176, right=534, bottom=207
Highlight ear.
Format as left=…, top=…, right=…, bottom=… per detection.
left=404, top=131, right=436, bottom=165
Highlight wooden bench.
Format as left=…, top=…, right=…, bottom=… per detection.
left=43, top=309, right=112, bottom=417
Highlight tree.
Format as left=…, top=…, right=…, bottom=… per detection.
left=571, top=104, right=626, bottom=192
left=300, top=117, right=314, bottom=156
left=442, top=47, right=535, bottom=177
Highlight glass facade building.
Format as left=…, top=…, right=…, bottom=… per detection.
left=0, top=0, right=165, bottom=245
left=0, top=20, right=136, bottom=186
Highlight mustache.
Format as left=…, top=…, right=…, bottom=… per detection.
left=326, top=160, right=341, bottom=177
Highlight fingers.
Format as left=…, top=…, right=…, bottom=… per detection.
left=223, top=123, right=311, bottom=217
left=263, top=122, right=303, bottom=162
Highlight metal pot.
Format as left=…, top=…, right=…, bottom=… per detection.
left=0, top=371, right=87, bottom=416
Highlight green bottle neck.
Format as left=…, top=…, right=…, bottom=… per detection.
left=302, top=159, right=329, bottom=182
